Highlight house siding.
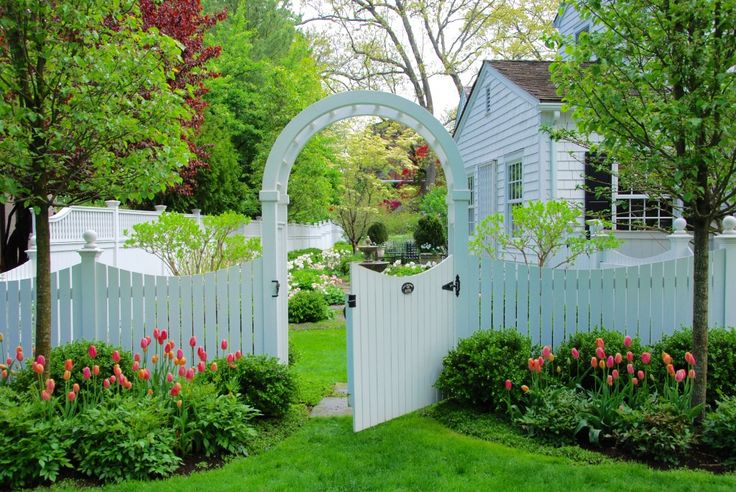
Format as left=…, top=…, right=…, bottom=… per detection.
left=455, top=65, right=542, bottom=229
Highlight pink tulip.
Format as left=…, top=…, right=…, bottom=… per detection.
left=675, top=369, right=686, bottom=383
left=624, top=335, right=632, bottom=348
left=177, top=348, right=184, bottom=360
left=140, top=337, right=150, bottom=351
left=103, top=378, right=110, bottom=389
left=134, top=353, right=141, bottom=362
left=112, top=351, right=121, bottom=363
left=189, top=336, right=197, bottom=348
left=160, top=329, right=168, bottom=342
left=166, top=372, right=174, bottom=383
left=153, top=328, right=160, bottom=340
left=614, top=353, right=622, bottom=365
left=6, top=357, right=12, bottom=366
left=685, top=352, right=696, bottom=366
left=607, top=375, right=613, bottom=386
left=637, top=370, right=645, bottom=381
left=595, top=338, right=605, bottom=349
left=542, top=346, right=551, bottom=359
left=235, top=350, right=242, bottom=360
left=197, top=361, right=205, bottom=373
left=82, top=367, right=91, bottom=380
left=72, top=383, right=80, bottom=393
left=626, top=351, right=634, bottom=362
left=606, top=356, right=614, bottom=369
left=571, top=348, right=580, bottom=360
left=68, top=391, right=77, bottom=402
left=641, top=352, right=651, bottom=365
left=220, top=339, right=228, bottom=351
left=178, top=366, right=186, bottom=377
left=688, top=369, right=696, bottom=379
left=15, top=350, right=23, bottom=362
left=632, top=377, right=639, bottom=386
left=88, top=345, right=97, bottom=359
left=504, top=379, right=512, bottom=391
left=186, top=368, right=195, bottom=380
left=109, top=375, right=117, bottom=384
left=132, top=361, right=140, bottom=372
left=627, top=363, right=634, bottom=374
left=612, top=369, right=619, bottom=380
left=41, top=390, right=51, bottom=401
left=36, top=355, right=46, bottom=366
left=595, top=347, right=605, bottom=360
left=45, top=378, right=55, bottom=393
left=93, top=365, right=100, bottom=376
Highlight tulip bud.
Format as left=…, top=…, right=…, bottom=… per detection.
left=221, top=339, right=228, bottom=351
left=599, top=360, right=605, bottom=369
left=176, top=399, right=183, bottom=408
left=41, top=390, right=51, bottom=401
left=623, top=335, right=632, bottom=348
left=178, top=366, right=186, bottom=377
left=93, top=365, right=100, bottom=376
left=186, top=368, right=195, bottom=380
left=614, top=353, right=622, bottom=365
left=612, top=369, right=619, bottom=380
left=72, top=383, right=80, bottom=393
left=153, top=328, right=160, bottom=340
left=591, top=356, right=598, bottom=368
left=36, top=355, right=46, bottom=366
left=595, top=338, right=604, bottom=349
left=662, top=352, right=672, bottom=365
left=627, top=363, right=634, bottom=374
left=626, top=351, right=634, bottom=362
left=82, top=367, right=91, bottom=380
left=521, top=385, right=529, bottom=393
left=641, top=352, right=651, bottom=365
left=631, top=377, right=639, bottom=385
left=134, top=353, right=141, bottom=362
left=596, top=347, right=605, bottom=360
left=103, top=378, right=110, bottom=389
left=210, top=362, right=218, bottom=372
left=132, top=361, right=140, bottom=372
left=189, top=336, right=197, bottom=348
left=167, top=372, right=174, bottom=383
left=109, top=375, right=116, bottom=384
left=504, top=379, right=512, bottom=391
left=63, top=370, right=71, bottom=381
left=147, top=388, right=154, bottom=396
left=607, top=375, right=613, bottom=386
left=542, top=346, right=551, bottom=360
left=88, top=345, right=97, bottom=359
left=235, top=350, right=242, bottom=360
left=571, top=348, right=580, bottom=360
left=667, top=363, right=675, bottom=377
left=46, top=378, right=55, bottom=393
left=67, top=391, right=77, bottom=402
left=32, top=362, right=44, bottom=374
left=606, top=356, right=614, bottom=369
left=675, top=369, right=686, bottom=383
left=152, top=354, right=159, bottom=364
left=177, top=348, right=184, bottom=360
left=685, top=352, right=696, bottom=366
left=112, top=351, right=121, bottom=363
left=197, top=361, right=205, bottom=373
left=688, top=369, right=696, bottom=379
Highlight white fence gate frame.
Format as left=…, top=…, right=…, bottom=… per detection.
left=348, top=258, right=457, bottom=432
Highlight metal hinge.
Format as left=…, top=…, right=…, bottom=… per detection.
left=442, top=274, right=461, bottom=297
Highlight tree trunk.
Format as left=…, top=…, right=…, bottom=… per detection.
left=690, top=217, right=709, bottom=414
left=34, top=203, right=52, bottom=375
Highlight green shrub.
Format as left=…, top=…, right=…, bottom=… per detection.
left=290, top=268, right=322, bottom=290
left=514, top=386, right=588, bottom=443
left=367, top=222, right=389, bottom=244
left=413, top=215, right=446, bottom=252
left=176, top=383, right=258, bottom=457
left=199, top=354, right=297, bottom=418
left=702, top=395, right=736, bottom=460
left=72, top=396, right=180, bottom=482
left=338, top=252, right=364, bottom=276
left=0, top=400, right=74, bottom=489
left=380, top=210, right=419, bottom=236
left=419, top=186, right=448, bottom=226
left=288, top=247, right=323, bottom=261
left=12, top=340, right=133, bottom=395
left=613, top=402, right=694, bottom=466
left=554, top=328, right=648, bottom=390
left=289, top=290, right=331, bottom=323
left=323, top=284, right=345, bottom=305
left=436, top=329, right=531, bottom=412
left=288, top=338, right=300, bottom=366
left=654, top=327, right=736, bottom=404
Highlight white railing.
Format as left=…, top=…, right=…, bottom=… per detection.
left=0, top=233, right=266, bottom=357
left=475, top=216, right=736, bottom=347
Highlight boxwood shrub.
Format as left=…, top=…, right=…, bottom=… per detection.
left=289, top=290, right=331, bottom=323
left=436, top=329, right=530, bottom=412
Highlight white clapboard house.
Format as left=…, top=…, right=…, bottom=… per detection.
left=454, top=4, right=674, bottom=260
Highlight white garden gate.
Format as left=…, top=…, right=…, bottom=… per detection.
left=347, top=257, right=458, bottom=431
left=260, top=91, right=472, bottom=432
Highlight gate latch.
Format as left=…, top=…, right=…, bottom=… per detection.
left=442, top=275, right=461, bottom=297
left=347, top=294, right=357, bottom=308
left=272, top=280, right=280, bottom=298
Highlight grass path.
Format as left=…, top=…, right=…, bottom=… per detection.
left=289, top=324, right=347, bottom=406
left=57, top=413, right=736, bottom=492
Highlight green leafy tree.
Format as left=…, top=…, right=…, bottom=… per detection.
left=125, top=212, right=261, bottom=275
left=469, top=200, right=619, bottom=268
left=550, top=0, right=736, bottom=410
left=0, top=1, right=191, bottom=363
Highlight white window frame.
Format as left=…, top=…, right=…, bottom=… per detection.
left=506, top=157, right=523, bottom=233
left=467, top=172, right=476, bottom=234
left=611, top=163, right=673, bottom=231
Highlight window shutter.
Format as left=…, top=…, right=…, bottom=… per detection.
left=584, top=152, right=612, bottom=230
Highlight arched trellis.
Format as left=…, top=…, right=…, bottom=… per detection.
left=260, top=91, right=474, bottom=361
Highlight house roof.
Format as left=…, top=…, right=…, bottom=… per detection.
left=487, top=60, right=562, bottom=103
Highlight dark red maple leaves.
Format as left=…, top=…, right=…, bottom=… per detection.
left=140, top=0, right=226, bottom=196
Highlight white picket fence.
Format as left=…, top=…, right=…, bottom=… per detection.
left=476, top=227, right=736, bottom=347
left=0, top=239, right=265, bottom=358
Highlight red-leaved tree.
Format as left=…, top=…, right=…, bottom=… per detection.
left=140, top=0, right=226, bottom=195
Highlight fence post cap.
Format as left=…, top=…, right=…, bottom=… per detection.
left=82, top=230, right=98, bottom=248
left=105, top=200, right=120, bottom=208
left=154, top=205, right=167, bottom=213
left=672, top=217, right=688, bottom=234
left=191, top=208, right=201, bottom=215
left=723, top=216, right=736, bottom=235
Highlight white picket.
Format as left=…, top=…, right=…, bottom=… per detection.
left=504, top=262, right=517, bottom=328
left=552, top=269, right=565, bottom=346
left=613, top=268, right=626, bottom=333
left=204, top=271, right=217, bottom=354
left=227, top=265, right=241, bottom=352
left=19, top=279, right=33, bottom=354
left=492, top=261, right=504, bottom=329
left=516, top=264, right=529, bottom=337
left=663, top=261, right=676, bottom=329
left=155, top=274, right=168, bottom=335
left=180, top=276, right=193, bottom=346
left=625, top=266, right=639, bottom=337
left=107, top=267, right=120, bottom=346
left=131, top=272, right=145, bottom=350
left=589, top=269, right=603, bottom=330
left=168, top=277, right=181, bottom=347
left=638, top=264, right=653, bottom=345
left=650, top=262, right=665, bottom=343
left=576, top=269, right=591, bottom=334
left=674, top=258, right=692, bottom=329
left=528, top=265, right=541, bottom=346
left=144, top=274, right=156, bottom=334
left=709, top=249, right=726, bottom=326
left=216, top=268, right=228, bottom=358
left=119, top=269, right=132, bottom=351
left=564, top=269, right=577, bottom=340
left=540, top=268, right=553, bottom=347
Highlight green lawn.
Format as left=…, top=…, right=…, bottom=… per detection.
left=289, top=322, right=347, bottom=406
left=53, top=413, right=736, bottom=492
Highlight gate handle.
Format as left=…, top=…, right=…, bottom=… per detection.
left=272, top=280, right=280, bottom=298
left=442, top=275, right=461, bottom=297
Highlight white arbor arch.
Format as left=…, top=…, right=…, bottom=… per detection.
left=260, top=91, right=474, bottom=361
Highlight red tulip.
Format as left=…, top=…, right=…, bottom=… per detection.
left=82, top=367, right=91, bottom=380
left=504, top=379, right=512, bottom=391
left=88, top=345, right=97, bottom=359
left=606, top=356, right=614, bottom=369
left=63, top=359, right=73, bottom=371
left=186, top=368, right=195, bottom=380
left=595, top=347, right=605, bottom=360
left=221, top=339, right=228, bottom=351
left=109, top=375, right=116, bottom=384
left=627, top=363, right=634, bottom=374
left=5, top=357, right=12, bottom=366
left=159, top=330, right=168, bottom=343
left=178, top=366, right=186, bottom=377
left=542, top=346, right=551, bottom=359
left=153, top=328, right=160, bottom=340
left=67, top=391, right=77, bottom=402
left=140, top=337, right=150, bottom=351
left=612, top=369, right=619, bottom=380
left=675, top=369, right=686, bottom=383
left=170, top=382, right=182, bottom=397
left=591, top=356, right=598, bottom=368
left=15, top=350, right=23, bottom=362
left=112, top=351, right=121, bottom=363
left=685, top=352, right=696, bottom=366
left=235, top=350, right=242, bottom=360
left=189, top=336, right=197, bottom=348
left=41, top=390, right=51, bottom=401
left=103, top=378, right=110, bottom=389
left=36, top=355, right=45, bottom=366
left=595, top=338, right=605, bottom=349
left=571, top=348, right=580, bottom=360
left=166, top=372, right=174, bottom=383
left=134, top=353, right=141, bottom=362
left=45, top=378, right=55, bottom=393
left=197, top=361, right=205, bottom=373
left=626, top=351, right=634, bottom=362
left=641, top=352, right=651, bottom=365
left=132, top=361, right=140, bottom=372
left=177, top=348, right=184, bottom=360
left=614, top=353, right=622, bottom=365
left=624, top=335, right=632, bottom=348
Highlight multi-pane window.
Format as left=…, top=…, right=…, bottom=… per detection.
left=467, top=174, right=476, bottom=234
left=507, top=160, right=523, bottom=232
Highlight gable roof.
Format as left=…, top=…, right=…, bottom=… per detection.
left=487, top=61, right=561, bottom=103
left=453, top=60, right=562, bottom=138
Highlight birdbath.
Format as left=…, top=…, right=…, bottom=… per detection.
left=358, top=244, right=389, bottom=272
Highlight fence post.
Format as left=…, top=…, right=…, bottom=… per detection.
left=105, top=200, right=120, bottom=267
left=25, top=234, right=37, bottom=277
left=191, top=208, right=202, bottom=227
left=716, top=216, right=736, bottom=327
left=78, top=230, right=103, bottom=341
left=668, top=217, right=692, bottom=258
